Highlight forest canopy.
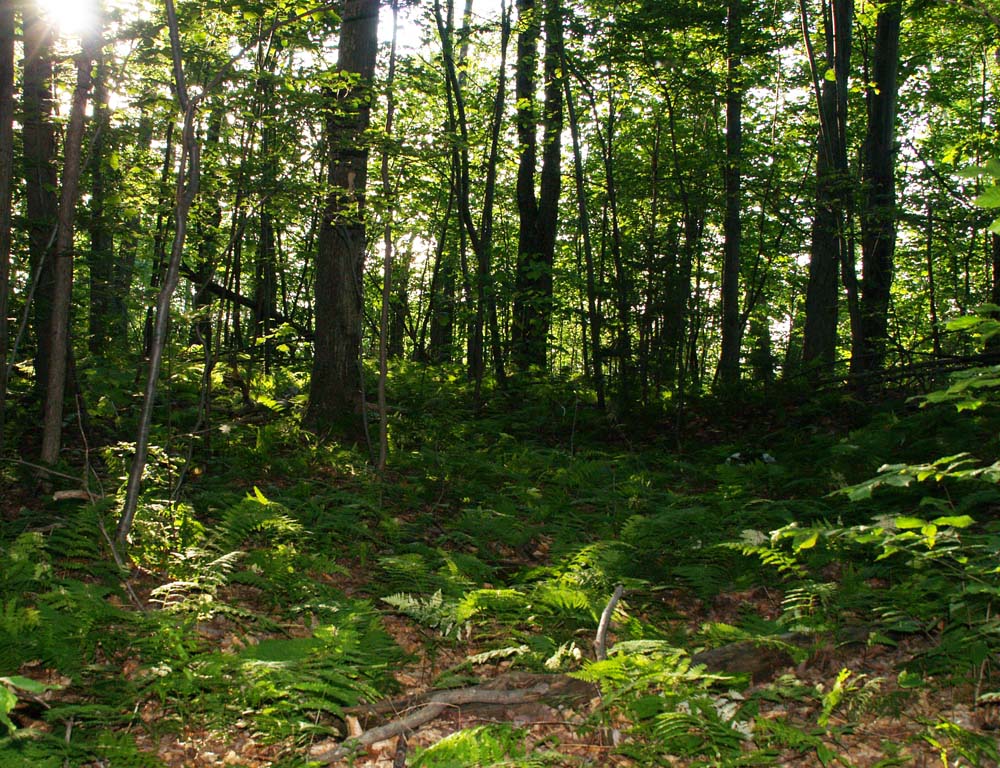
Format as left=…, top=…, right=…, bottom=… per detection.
left=2, top=0, right=999, bottom=463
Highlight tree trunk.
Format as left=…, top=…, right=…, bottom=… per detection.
left=562, top=47, right=604, bottom=409
left=512, top=0, right=563, bottom=371
left=718, top=0, right=743, bottom=388
left=377, top=0, right=400, bottom=471
left=802, top=0, right=853, bottom=373
left=305, top=0, right=379, bottom=438
left=855, top=0, right=900, bottom=376
left=117, top=0, right=201, bottom=548
left=87, top=53, right=117, bottom=357
left=22, top=0, right=58, bottom=397
left=40, top=31, right=98, bottom=464
left=0, top=0, right=14, bottom=448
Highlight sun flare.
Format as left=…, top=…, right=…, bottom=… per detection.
left=36, top=0, right=98, bottom=37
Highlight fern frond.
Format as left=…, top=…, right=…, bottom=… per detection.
left=382, top=591, right=463, bottom=637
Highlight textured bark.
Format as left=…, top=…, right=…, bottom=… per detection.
left=22, top=2, right=58, bottom=395
left=0, top=0, right=14, bottom=446
left=40, top=32, right=98, bottom=464
left=718, top=0, right=743, bottom=388
left=87, top=54, right=118, bottom=356
left=802, top=0, right=853, bottom=372
left=512, top=0, right=563, bottom=371
left=855, top=0, right=901, bottom=376
left=305, top=0, right=379, bottom=438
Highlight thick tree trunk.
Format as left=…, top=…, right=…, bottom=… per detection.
left=855, top=0, right=900, bottom=376
left=512, top=0, right=563, bottom=371
left=718, top=0, right=743, bottom=388
left=40, top=32, right=98, bottom=464
left=802, top=0, right=853, bottom=373
left=305, top=0, right=379, bottom=438
left=0, top=0, right=14, bottom=447
left=22, top=1, right=58, bottom=396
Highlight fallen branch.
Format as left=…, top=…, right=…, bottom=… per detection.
left=594, top=583, right=624, bottom=661
left=343, top=671, right=593, bottom=724
left=310, top=682, right=556, bottom=764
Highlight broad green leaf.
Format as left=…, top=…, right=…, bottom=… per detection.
left=0, top=676, right=52, bottom=694
left=0, top=686, right=16, bottom=733
left=794, top=531, right=819, bottom=552
left=974, top=186, right=1000, bottom=208
left=931, top=515, right=974, bottom=528
left=895, top=516, right=925, bottom=530
left=956, top=164, right=986, bottom=178
left=945, top=315, right=983, bottom=331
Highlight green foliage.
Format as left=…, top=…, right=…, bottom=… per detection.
left=412, top=724, right=528, bottom=767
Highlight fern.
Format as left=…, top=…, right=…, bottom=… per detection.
left=653, top=699, right=747, bottom=759
left=213, top=493, right=304, bottom=551
left=382, top=591, right=464, bottom=637
left=411, top=724, right=527, bottom=768
left=149, top=548, right=243, bottom=616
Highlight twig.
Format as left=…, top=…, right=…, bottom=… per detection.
left=0, top=457, right=81, bottom=483
left=594, top=584, right=624, bottom=661
left=96, top=516, right=146, bottom=611
left=391, top=733, right=408, bottom=768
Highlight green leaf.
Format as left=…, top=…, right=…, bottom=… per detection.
left=251, top=486, right=270, bottom=505
left=895, top=516, right=925, bottom=530
left=823, top=68, right=837, bottom=81
left=0, top=676, right=52, bottom=694
left=974, top=186, right=1000, bottom=208
left=931, top=515, right=974, bottom=528
left=794, top=531, right=819, bottom=552
left=0, top=686, right=16, bottom=733
left=957, top=164, right=986, bottom=178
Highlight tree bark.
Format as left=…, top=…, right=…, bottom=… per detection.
left=87, top=52, right=118, bottom=357
left=117, top=0, right=201, bottom=548
left=512, top=0, right=563, bottom=371
left=802, top=0, right=853, bottom=373
left=39, top=30, right=98, bottom=465
left=855, top=0, right=901, bottom=376
left=562, top=47, right=604, bottom=409
left=718, top=0, right=743, bottom=388
left=305, top=0, right=380, bottom=438
left=22, top=0, right=58, bottom=397
left=377, top=0, right=400, bottom=471
left=0, top=0, right=14, bottom=447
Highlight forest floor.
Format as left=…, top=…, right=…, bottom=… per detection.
left=2, top=373, right=1000, bottom=767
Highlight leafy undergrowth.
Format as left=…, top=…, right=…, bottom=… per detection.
left=2, top=365, right=1000, bottom=766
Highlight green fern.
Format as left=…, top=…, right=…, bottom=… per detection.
left=411, top=724, right=527, bottom=767
left=754, top=716, right=840, bottom=764
left=382, top=590, right=464, bottom=637
left=212, top=493, right=304, bottom=551
left=653, top=698, right=748, bottom=759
